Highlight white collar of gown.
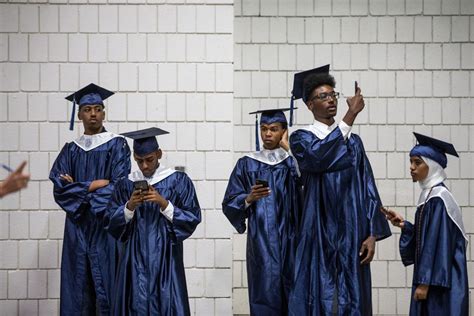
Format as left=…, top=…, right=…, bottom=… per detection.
left=73, top=131, right=123, bottom=152
left=245, top=147, right=290, bottom=166
left=417, top=185, right=468, bottom=241
left=128, top=165, right=176, bottom=186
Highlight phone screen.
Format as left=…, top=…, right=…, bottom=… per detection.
left=256, top=179, right=269, bottom=188
left=133, top=180, right=148, bottom=192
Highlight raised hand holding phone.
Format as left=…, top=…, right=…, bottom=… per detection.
left=342, top=81, right=365, bottom=126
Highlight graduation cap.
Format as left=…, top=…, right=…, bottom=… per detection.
left=248, top=108, right=295, bottom=151
left=65, top=83, right=115, bottom=131
left=290, top=64, right=330, bottom=125
left=121, top=127, right=169, bottom=156
left=410, top=132, right=459, bottom=168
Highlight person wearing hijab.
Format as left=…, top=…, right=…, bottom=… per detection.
left=222, top=108, right=300, bottom=315
left=49, top=83, right=131, bottom=314
left=385, top=132, right=468, bottom=316
left=105, top=127, right=201, bottom=315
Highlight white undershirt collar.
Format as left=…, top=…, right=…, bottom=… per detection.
left=304, top=120, right=352, bottom=140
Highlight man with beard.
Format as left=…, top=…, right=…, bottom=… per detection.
left=106, top=127, right=201, bottom=315
left=288, top=65, right=391, bottom=315
left=50, top=83, right=131, bottom=315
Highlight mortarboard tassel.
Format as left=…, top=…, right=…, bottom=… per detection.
left=255, top=113, right=260, bottom=151
left=69, top=96, right=76, bottom=131
left=289, top=95, right=295, bottom=127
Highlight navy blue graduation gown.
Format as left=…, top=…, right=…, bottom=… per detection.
left=222, top=154, right=300, bottom=316
left=288, top=128, right=391, bottom=316
left=105, top=171, right=201, bottom=316
left=49, top=134, right=131, bottom=315
left=400, top=186, right=469, bottom=316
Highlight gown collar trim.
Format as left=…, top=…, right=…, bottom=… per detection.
left=73, top=132, right=123, bottom=152
left=245, top=147, right=289, bottom=166
left=128, top=165, right=176, bottom=186
left=417, top=185, right=468, bottom=241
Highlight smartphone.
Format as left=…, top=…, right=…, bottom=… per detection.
left=379, top=206, right=390, bottom=216
left=133, top=180, right=149, bottom=192
left=354, top=81, right=358, bottom=94
left=256, top=179, right=269, bottom=188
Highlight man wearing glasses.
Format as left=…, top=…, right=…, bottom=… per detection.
left=288, top=65, right=391, bottom=316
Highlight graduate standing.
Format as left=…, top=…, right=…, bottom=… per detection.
left=49, top=84, right=131, bottom=315
left=222, top=109, right=300, bottom=315
left=288, top=65, right=391, bottom=316
left=386, top=133, right=469, bottom=316
left=106, top=127, right=201, bottom=316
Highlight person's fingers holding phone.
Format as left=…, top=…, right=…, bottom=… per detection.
left=246, top=180, right=271, bottom=204
left=128, top=189, right=144, bottom=210
left=347, top=81, right=364, bottom=114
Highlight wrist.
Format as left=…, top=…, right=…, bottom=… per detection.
left=342, top=111, right=357, bottom=126
left=127, top=201, right=136, bottom=211
left=159, top=199, right=169, bottom=210
left=346, top=108, right=360, bottom=118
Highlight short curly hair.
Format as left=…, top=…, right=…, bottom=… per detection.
left=303, top=73, right=336, bottom=102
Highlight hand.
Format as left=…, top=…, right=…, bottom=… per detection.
left=0, top=161, right=30, bottom=198
left=346, top=85, right=365, bottom=115
left=127, top=189, right=145, bottom=211
left=359, top=236, right=376, bottom=265
left=384, top=208, right=405, bottom=228
left=279, top=129, right=290, bottom=151
left=142, top=186, right=169, bottom=210
left=413, top=284, right=429, bottom=301
left=342, top=86, right=365, bottom=126
left=60, top=174, right=74, bottom=183
left=88, top=179, right=110, bottom=192
left=245, top=184, right=271, bottom=204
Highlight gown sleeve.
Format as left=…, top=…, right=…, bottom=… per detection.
left=413, top=198, right=453, bottom=288
left=104, top=179, right=133, bottom=242
left=222, top=159, right=251, bottom=234
left=167, top=173, right=201, bottom=242
left=89, top=138, right=131, bottom=216
left=359, top=138, right=391, bottom=240
left=49, top=143, right=92, bottom=220
left=399, top=220, right=416, bottom=266
left=289, top=128, right=353, bottom=173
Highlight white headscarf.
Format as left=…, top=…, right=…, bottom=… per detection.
left=418, top=156, right=447, bottom=190
left=417, top=156, right=468, bottom=241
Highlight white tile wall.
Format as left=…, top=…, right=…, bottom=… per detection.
left=1, top=1, right=233, bottom=315
left=1, top=0, right=473, bottom=315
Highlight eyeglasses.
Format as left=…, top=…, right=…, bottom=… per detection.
left=311, top=91, right=340, bottom=101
